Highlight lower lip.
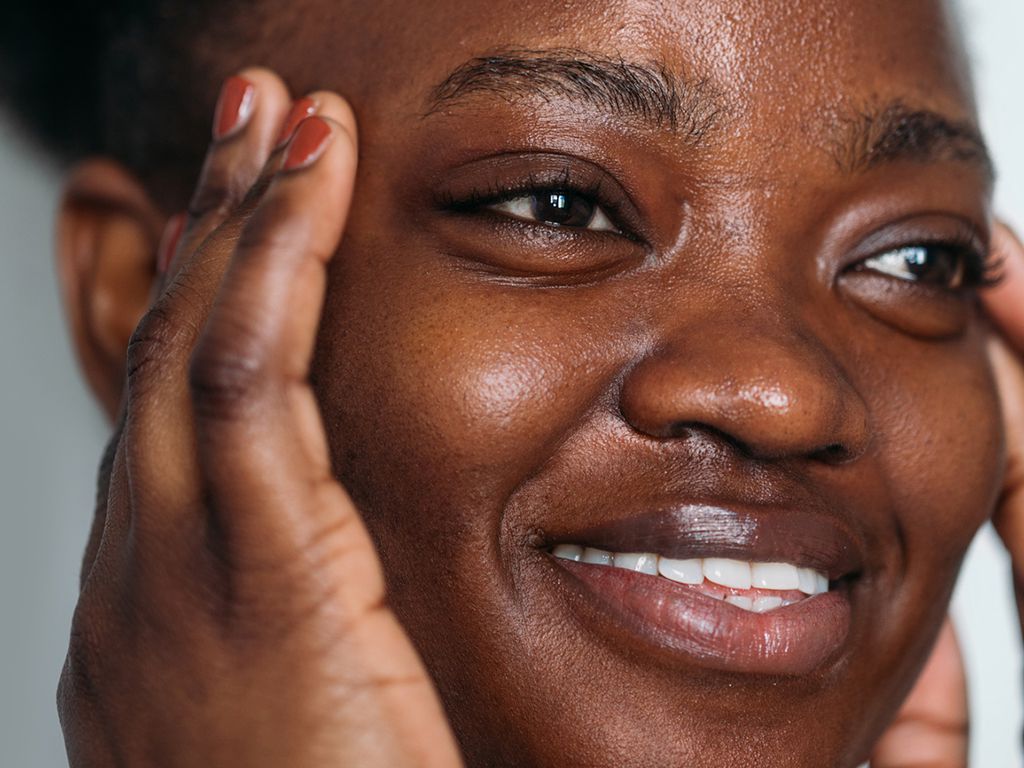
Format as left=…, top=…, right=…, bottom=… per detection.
left=551, top=559, right=852, bottom=676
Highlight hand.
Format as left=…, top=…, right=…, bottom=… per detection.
left=57, top=69, right=463, bottom=768
left=870, top=222, right=1024, bottom=768
left=870, top=617, right=967, bottom=767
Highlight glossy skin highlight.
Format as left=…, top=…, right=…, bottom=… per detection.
left=57, top=0, right=1008, bottom=766
left=271, top=1, right=1002, bottom=764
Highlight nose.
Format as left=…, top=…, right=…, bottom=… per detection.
left=619, top=314, right=871, bottom=464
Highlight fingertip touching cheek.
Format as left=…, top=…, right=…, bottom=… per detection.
left=195, top=0, right=1004, bottom=765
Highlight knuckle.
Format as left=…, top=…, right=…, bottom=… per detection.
left=188, top=325, right=271, bottom=420
left=189, top=173, right=242, bottom=220
left=124, top=298, right=200, bottom=397
left=239, top=195, right=306, bottom=250
left=238, top=208, right=334, bottom=269
left=190, top=152, right=262, bottom=221
left=124, top=309, right=171, bottom=387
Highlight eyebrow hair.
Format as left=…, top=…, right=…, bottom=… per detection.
left=426, top=53, right=992, bottom=183
left=425, top=48, right=722, bottom=141
left=835, top=101, right=994, bottom=182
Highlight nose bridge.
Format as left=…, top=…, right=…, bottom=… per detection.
left=619, top=307, right=870, bottom=462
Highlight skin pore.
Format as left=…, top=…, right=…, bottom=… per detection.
left=318, top=1, right=999, bottom=763
left=51, top=0, right=1011, bottom=765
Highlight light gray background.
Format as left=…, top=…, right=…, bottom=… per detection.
left=1, top=2, right=1022, bottom=765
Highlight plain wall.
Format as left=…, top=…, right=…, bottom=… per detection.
left=1, top=2, right=1022, bottom=765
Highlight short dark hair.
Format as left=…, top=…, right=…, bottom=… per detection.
left=0, top=2, right=248, bottom=206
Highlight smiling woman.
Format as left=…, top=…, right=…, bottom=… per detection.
left=1, top=1, right=1022, bottom=767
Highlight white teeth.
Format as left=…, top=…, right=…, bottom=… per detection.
left=614, top=552, right=659, bottom=575
left=657, top=557, right=704, bottom=585
left=552, top=544, right=583, bottom=562
left=751, top=562, right=800, bottom=591
left=553, top=546, right=832, bottom=611
left=725, top=595, right=754, bottom=611
left=581, top=547, right=614, bottom=566
left=752, top=596, right=784, bottom=613
left=797, top=567, right=818, bottom=595
left=703, top=558, right=752, bottom=590
left=815, top=572, right=830, bottom=595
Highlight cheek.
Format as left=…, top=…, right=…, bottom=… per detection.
left=844, top=337, right=1004, bottom=749
left=312, top=257, right=625, bottom=528
left=884, top=348, right=1003, bottom=564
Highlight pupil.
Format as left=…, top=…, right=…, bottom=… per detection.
left=904, top=246, right=960, bottom=286
left=531, top=191, right=594, bottom=227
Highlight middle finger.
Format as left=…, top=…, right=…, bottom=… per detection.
left=121, top=69, right=292, bottom=553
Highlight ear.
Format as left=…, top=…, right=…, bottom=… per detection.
left=56, top=159, right=166, bottom=423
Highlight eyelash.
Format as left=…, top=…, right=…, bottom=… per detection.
left=440, top=168, right=638, bottom=239
left=859, top=227, right=1002, bottom=291
left=440, top=173, right=1001, bottom=292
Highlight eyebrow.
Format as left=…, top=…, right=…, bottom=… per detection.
left=425, top=51, right=994, bottom=184
left=835, top=101, right=994, bottom=182
left=425, top=48, right=722, bottom=141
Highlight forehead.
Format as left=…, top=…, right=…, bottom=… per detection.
left=317, top=0, right=974, bottom=124
left=281, top=0, right=986, bottom=207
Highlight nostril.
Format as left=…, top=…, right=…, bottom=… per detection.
left=664, top=421, right=693, bottom=440
left=812, top=443, right=851, bottom=464
left=665, top=422, right=756, bottom=458
left=618, top=334, right=871, bottom=464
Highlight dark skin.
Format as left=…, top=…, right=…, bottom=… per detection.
left=50, top=0, right=1024, bottom=765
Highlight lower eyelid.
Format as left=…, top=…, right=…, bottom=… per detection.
left=428, top=200, right=649, bottom=281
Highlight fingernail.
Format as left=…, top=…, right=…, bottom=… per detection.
left=282, top=117, right=333, bottom=172
left=156, top=212, right=186, bottom=275
left=275, top=97, right=318, bottom=149
left=212, top=75, right=256, bottom=140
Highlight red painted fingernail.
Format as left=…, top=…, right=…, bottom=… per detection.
left=212, top=75, right=256, bottom=140
left=282, top=117, right=333, bottom=172
left=275, top=97, right=318, bottom=149
left=156, top=212, right=187, bottom=275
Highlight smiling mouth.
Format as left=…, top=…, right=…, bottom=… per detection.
left=539, top=503, right=864, bottom=676
left=551, top=546, right=830, bottom=612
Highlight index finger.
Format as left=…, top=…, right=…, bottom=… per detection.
left=981, top=222, right=1024, bottom=548
left=981, top=223, right=1024, bottom=643
left=188, top=105, right=364, bottom=576
left=122, top=70, right=291, bottom=504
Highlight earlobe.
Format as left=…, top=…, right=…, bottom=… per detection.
left=56, top=159, right=166, bottom=422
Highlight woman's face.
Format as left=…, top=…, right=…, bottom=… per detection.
left=247, top=0, right=1002, bottom=763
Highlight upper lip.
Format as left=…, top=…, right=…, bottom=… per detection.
left=543, top=501, right=866, bottom=581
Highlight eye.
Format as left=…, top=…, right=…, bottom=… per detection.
left=489, top=190, right=618, bottom=232
left=859, top=244, right=974, bottom=289
left=838, top=219, right=999, bottom=338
